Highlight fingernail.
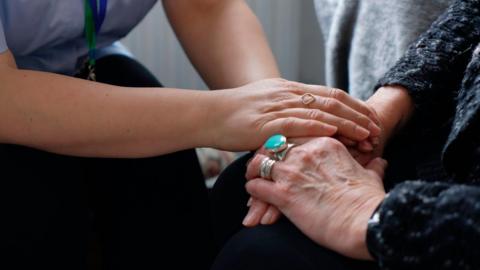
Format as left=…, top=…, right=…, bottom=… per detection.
left=260, top=211, right=273, bottom=225
left=343, top=138, right=357, bottom=146
left=242, top=213, right=254, bottom=227
left=382, top=159, right=389, bottom=167
left=356, top=126, right=370, bottom=139
left=368, top=122, right=382, bottom=136
left=325, top=125, right=338, bottom=134
left=360, top=140, right=374, bottom=151
left=247, top=197, right=253, bottom=207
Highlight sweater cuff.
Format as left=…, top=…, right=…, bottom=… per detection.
left=366, top=194, right=387, bottom=262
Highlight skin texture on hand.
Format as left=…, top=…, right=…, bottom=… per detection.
left=244, top=137, right=386, bottom=260
left=241, top=85, right=413, bottom=258
left=242, top=88, right=386, bottom=226
left=207, top=78, right=381, bottom=152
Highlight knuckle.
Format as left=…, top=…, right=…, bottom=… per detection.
left=284, top=81, right=307, bottom=94
left=357, top=114, right=370, bottom=125
left=351, top=123, right=360, bottom=135
left=322, top=98, right=340, bottom=111
left=253, top=114, right=271, bottom=132
left=307, top=109, right=323, bottom=120
left=277, top=173, right=297, bottom=191
left=286, top=169, right=303, bottom=182
left=280, top=118, right=297, bottom=133
left=280, top=80, right=298, bottom=90
left=340, top=119, right=352, bottom=129
left=317, top=137, right=345, bottom=151
left=343, top=120, right=359, bottom=134
left=289, top=148, right=314, bottom=164
left=351, top=124, right=360, bottom=136
left=329, top=88, right=344, bottom=100
left=276, top=183, right=294, bottom=207
left=299, top=151, right=315, bottom=164
left=273, top=79, right=292, bottom=90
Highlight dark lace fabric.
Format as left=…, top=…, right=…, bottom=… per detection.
left=367, top=0, right=480, bottom=269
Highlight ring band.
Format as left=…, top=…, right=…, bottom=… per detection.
left=260, top=157, right=276, bottom=180
left=274, top=143, right=296, bottom=161
left=301, top=93, right=316, bottom=105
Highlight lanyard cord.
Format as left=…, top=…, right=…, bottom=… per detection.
left=84, top=0, right=107, bottom=67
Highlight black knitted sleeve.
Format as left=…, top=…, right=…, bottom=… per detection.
left=367, top=181, right=480, bottom=270
left=375, top=0, right=480, bottom=124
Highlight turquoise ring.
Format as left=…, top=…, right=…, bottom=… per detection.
left=264, top=134, right=288, bottom=154
left=264, top=134, right=296, bottom=161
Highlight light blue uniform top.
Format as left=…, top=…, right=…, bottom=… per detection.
left=0, top=0, right=158, bottom=75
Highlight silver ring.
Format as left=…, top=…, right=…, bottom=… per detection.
left=259, top=157, right=276, bottom=180
left=274, top=143, right=296, bottom=161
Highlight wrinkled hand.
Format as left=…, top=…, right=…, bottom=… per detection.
left=242, top=135, right=384, bottom=228
left=242, top=86, right=408, bottom=228
left=245, top=137, right=386, bottom=260
left=207, top=78, right=381, bottom=152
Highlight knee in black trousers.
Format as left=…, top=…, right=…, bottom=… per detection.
left=212, top=220, right=377, bottom=270
left=210, top=154, right=378, bottom=270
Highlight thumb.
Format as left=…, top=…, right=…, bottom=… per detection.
left=246, top=179, right=288, bottom=208
left=365, top=157, right=388, bottom=179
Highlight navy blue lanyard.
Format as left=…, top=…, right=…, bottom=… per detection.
left=89, top=0, right=107, bottom=33
left=84, top=0, right=108, bottom=67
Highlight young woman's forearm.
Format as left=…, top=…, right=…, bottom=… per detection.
left=0, top=66, right=212, bottom=158
left=163, top=0, right=280, bottom=89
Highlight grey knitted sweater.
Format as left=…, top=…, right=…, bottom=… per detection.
left=314, top=0, right=451, bottom=100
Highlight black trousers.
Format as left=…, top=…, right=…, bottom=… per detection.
left=210, top=153, right=377, bottom=270
left=210, top=115, right=451, bottom=270
left=0, top=55, right=216, bottom=270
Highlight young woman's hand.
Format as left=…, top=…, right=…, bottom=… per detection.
left=206, top=78, right=381, bottom=152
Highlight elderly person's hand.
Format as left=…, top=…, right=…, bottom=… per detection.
left=345, top=85, right=414, bottom=166
left=241, top=85, right=412, bottom=228
left=244, top=137, right=387, bottom=260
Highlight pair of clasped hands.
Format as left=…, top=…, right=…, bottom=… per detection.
left=237, top=79, right=411, bottom=260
